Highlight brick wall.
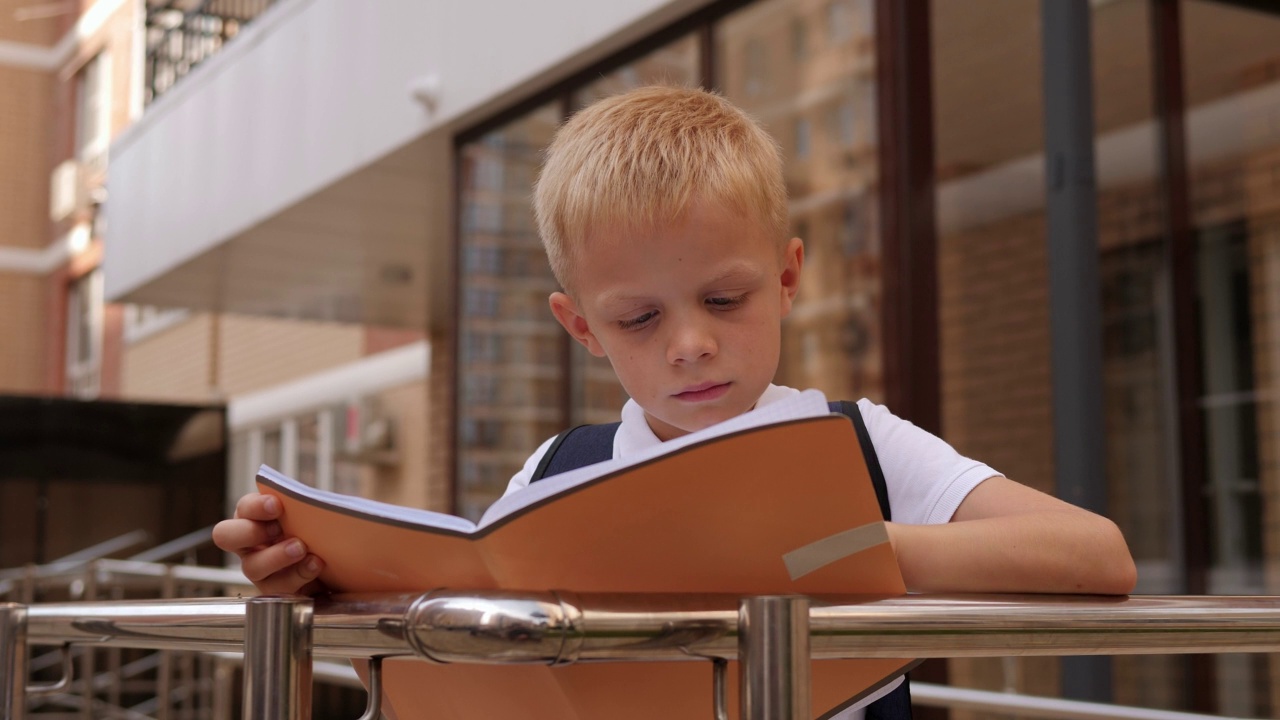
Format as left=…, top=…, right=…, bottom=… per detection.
left=0, top=0, right=62, bottom=44
left=0, top=66, right=53, bottom=251
left=0, top=272, right=48, bottom=392
left=0, top=61, right=54, bottom=391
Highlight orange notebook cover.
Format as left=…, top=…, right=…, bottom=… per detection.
left=258, top=408, right=915, bottom=719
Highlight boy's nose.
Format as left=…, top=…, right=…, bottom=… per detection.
left=666, top=321, right=718, bottom=364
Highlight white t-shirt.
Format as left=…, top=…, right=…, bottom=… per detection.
left=500, top=384, right=999, bottom=717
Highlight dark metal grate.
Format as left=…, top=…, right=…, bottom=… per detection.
left=144, top=0, right=278, bottom=105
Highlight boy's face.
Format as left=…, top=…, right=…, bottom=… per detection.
left=549, top=202, right=803, bottom=441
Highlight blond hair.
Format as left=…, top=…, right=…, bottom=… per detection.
left=533, top=85, right=788, bottom=291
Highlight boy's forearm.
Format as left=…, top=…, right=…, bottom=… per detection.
left=886, top=513, right=1137, bottom=595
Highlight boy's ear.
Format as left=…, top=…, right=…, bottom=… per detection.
left=549, top=292, right=607, bottom=357
left=779, top=237, right=804, bottom=318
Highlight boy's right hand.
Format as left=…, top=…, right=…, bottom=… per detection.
left=212, top=493, right=326, bottom=596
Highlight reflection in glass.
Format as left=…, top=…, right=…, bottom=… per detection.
left=568, top=35, right=700, bottom=427
left=456, top=104, right=565, bottom=521
left=1183, top=3, right=1280, bottom=713
left=932, top=0, right=1057, bottom=699
left=718, top=0, right=881, bottom=403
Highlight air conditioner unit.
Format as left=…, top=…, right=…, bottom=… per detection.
left=49, top=159, right=99, bottom=222
left=49, top=160, right=82, bottom=222
left=338, top=397, right=399, bottom=465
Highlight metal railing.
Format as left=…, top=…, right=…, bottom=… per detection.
left=0, top=528, right=255, bottom=718
left=145, top=0, right=279, bottom=105
left=6, top=591, right=1280, bottom=720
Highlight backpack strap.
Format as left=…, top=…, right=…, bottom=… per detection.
left=829, top=400, right=892, bottom=522
left=529, top=422, right=620, bottom=483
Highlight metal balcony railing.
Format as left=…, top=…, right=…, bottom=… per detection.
left=145, top=0, right=278, bottom=105
left=6, top=591, right=1280, bottom=720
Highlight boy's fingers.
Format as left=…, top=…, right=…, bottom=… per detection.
left=238, top=539, right=311, bottom=583
left=212, top=518, right=282, bottom=554
left=254, top=554, right=325, bottom=596
left=233, top=493, right=281, bottom=522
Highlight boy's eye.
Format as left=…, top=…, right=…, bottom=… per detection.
left=707, top=294, right=746, bottom=309
left=618, top=310, right=657, bottom=330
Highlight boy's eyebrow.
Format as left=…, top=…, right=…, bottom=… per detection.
left=597, top=262, right=766, bottom=308
left=702, top=261, right=767, bottom=287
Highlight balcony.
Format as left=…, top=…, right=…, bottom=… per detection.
left=105, top=0, right=693, bottom=329
left=146, top=0, right=279, bottom=106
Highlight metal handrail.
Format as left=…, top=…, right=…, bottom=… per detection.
left=1, top=559, right=253, bottom=596
left=7, top=591, right=1280, bottom=720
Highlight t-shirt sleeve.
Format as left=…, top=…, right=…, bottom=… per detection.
left=856, top=398, right=1000, bottom=525
left=501, top=435, right=559, bottom=498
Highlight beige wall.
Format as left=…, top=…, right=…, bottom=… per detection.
left=365, top=380, right=432, bottom=509
left=0, top=0, right=62, bottom=45
left=217, top=315, right=363, bottom=396
left=122, top=313, right=217, bottom=402
left=123, top=313, right=366, bottom=402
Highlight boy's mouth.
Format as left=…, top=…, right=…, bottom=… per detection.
left=674, top=382, right=731, bottom=402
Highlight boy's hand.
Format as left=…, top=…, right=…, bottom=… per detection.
left=212, top=493, right=326, bottom=596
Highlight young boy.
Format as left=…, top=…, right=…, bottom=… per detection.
left=214, top=86, right=1136, bottom=714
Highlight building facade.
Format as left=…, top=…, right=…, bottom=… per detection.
left=2, top=0, right=1275, bottom=715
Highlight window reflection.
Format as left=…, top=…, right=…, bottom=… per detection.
left=456, top=37, right=701, bottom=518
left=567, top=35, right=700, bottom=427
left=1182, top=3, right=1280, bottom=713
left=456, top=104, right=564, bottom=521
left=718, top=0, right=882, bottom=403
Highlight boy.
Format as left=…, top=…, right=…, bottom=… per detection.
left=215, top=86, right=1136, bottom=714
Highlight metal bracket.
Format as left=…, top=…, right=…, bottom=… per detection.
left=356, top=656, right=384, bottom=720
left=712, top=657, right=728, bottom=720
left=27, top=644, right=74, bottom=696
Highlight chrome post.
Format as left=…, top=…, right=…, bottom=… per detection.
left=78, top=563, right=97, bottom=720
left=157, top=566, right=175, bottom=720
left=1, top=603, right=28, bottom=720
left=243, top=596, right=313, bottom=720
left=738, top=596, right=810, bottom=720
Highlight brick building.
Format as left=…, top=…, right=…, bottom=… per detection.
left=3, top=0, right=1279, bottom=716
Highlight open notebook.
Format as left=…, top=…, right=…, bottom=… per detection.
left=256, top=389, right=915, bottom=719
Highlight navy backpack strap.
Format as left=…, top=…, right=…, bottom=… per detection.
left=829, top=400, right=892, bottom=522
left=865, top=676, right=914, bottom=720
left=831, top=399, right=911, bottom=719
left=529, top=422, right=621, bottom=483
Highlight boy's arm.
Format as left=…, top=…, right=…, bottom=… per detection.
left=886, top=476, right=1137, bottom=595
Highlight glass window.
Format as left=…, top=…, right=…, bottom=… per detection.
left=791, top=17, right=808, bottom=60
left=456, top=103, right=564, bottom=521
left=1181, top=3, right=1280, bottom=713
left=794, top=116, right=812, bottom=159
left=65, top=269, right=103, bottom=398
left=77, top=52, right=112, bottom=169
left=454, top=35, right=702, bottom=518
left=932, top=0, right=1054, bottom=700
left=718, top=0, right=882, bottom=403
